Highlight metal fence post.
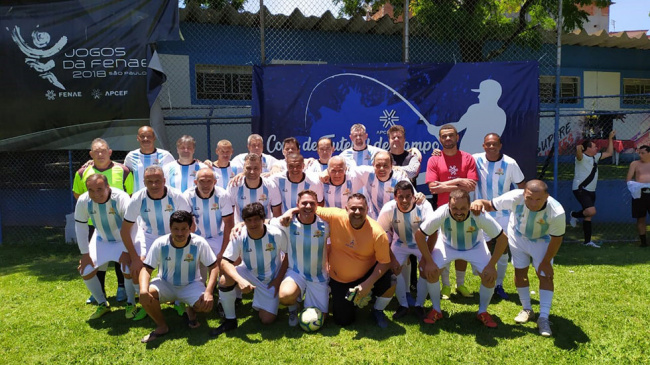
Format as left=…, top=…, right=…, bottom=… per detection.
left=552, top=0, right=563, bottom=197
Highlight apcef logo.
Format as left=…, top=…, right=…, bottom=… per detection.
left=8, top=25, right=67, bottom=90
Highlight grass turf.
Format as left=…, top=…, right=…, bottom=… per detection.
left=1, top=241, right=649, bottom=364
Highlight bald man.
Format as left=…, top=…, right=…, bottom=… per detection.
left=124, top=126, right=175, bottom=192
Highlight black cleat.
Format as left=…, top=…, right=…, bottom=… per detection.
left=209, top=318, right=237, bottom=337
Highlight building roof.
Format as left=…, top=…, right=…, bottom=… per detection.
left=179, top=5, right=650, bottom=50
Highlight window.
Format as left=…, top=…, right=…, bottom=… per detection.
left=539, top=76, right=580, bottom=104
left=195, top=65, right=252, bottom=100
left=623, top=78, right=650, bottom=105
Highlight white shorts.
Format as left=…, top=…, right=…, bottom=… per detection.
left=205, top=236, right=223, bottom=257
left=134, top=229, right=159, bottom=258
left=283, top=270, right=329, bottom=313
left=149, top=278, right=206, bottom=307
left=391, top=244, right=422, bottom=265
left=81, top=233, right=129, bottom=276
left=433, top=236, right=491, bottom=275
left=508, top=232, right=553, bottom=273
left=235, top=265, right=280, bottom=315
left=482, top=216, right=508, bottom=242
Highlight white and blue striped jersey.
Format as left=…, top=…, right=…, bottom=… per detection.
left=473, top=153, right=525, bottom=220
left=163, top=160, right=207, bottom=193
left=124, top=148, right=175, bottom=193
left=340, top=145, right=383, bottom=167
left=420, top=204, right=502, bottom=251
left=273, top=216, right=329, bottom=282
left=231, top=153, right=278, bottom=174
left=212, top=163, right=239, bottom=190
left=74, top=187, right=130, bottom=252
left=377, top=200, right=434, bottom=249
left=144, top=233, right=217, bottom=286
left=124, top=187, right=191, bottom=236
left=354, top=165, right=410, bottom=219
left=322, top=169, right=366, bottom=209
left=492, top=190, right=566, bottom=242
left=223, top=223, right=288, bottom=285
left=184, top=187, right=233, bottom=244
left=273, top=173, right=324, bottom=213
left=227, top=177, right=281, bottom=223
left=305, top=160, right=328, bottom=174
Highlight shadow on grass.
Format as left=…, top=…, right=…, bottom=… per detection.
left=440, top=311, right=532, bottom=347
left=0, top=243, right=79, bottom=281
left=556, top=241, right=650, bottom=266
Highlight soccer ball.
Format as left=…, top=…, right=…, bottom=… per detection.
left=298, top=307, right=324, bottom=332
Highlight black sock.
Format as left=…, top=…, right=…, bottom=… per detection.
left=583, top=221, right=592, bottom=243
left=641, top=234, right=647, bottom=246
left=97, top=270, right=107, bottom=296
left=572, top=211, right=585, bottom=219
left=114, top=264, right=125, bottom=287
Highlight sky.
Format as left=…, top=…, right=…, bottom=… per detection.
left=609, top=0, right=650, bottom=33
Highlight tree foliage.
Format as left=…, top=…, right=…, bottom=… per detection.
left=184, top=0, right=248, bottom=11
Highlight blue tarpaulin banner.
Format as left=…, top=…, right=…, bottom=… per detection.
left=252, top=61, right=539, bottom=179
left=0, top=0, right=179, bottom=147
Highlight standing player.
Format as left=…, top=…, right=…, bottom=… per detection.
left=227, top=153, right=282, bottom=223
left=275, top=190, right=330, bottom=326
left=426, top=124, right=478, bottom=299
left=274, top=153, right=323, bottom=213
left=231, top=134, right=278, bottom=173
left=74, top=174, right=137, bottom=320
left=124, top=126, right=175, bottom=193
left=626, top=145, right=650, bottom=247
left=211, top=139, right=238, bottom=190
left=377, top=181, right=434, bottom=320
left=569, top=131, right=615, bottom=248
left=387, top=125, right=422, bottom=181
left=268, top=137, right=301, bottom=174
left=321, top=156, right=365, bottom=209
left=340, top=124, right=383, bottom=167
left=473, top=133, right=525, bottom=299
left=211, top=202, right=289, bottom=336
left=471, top=180, right=565, bottom=336
left=163, top=135, right=207, bottom=193
left=139, top=210, right=219, bottom=343
left=305, top=137, right=334, bottom=174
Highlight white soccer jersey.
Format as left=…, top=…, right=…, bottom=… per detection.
left=377, top=200, right=434, bottom=249
left=227, top=177, right=282, bottom=223
left=354, top=166, right=410, bottom=219
left=124, top=148, right=175, bottom=192
left=163, top=160, right=207, bottom=193
left=212, top=163, right=239, bottom=190
left=273, top=216, right=329, bottom=283
left=420, top=204, right=502, bottom=251
left=339, top=145, right=382, bottom=167
left=144, top=233, right=217, bottom=286
left=231, top=153, right=278, bottom=173
left=492, top=189, right=566, bottom=242
left=185, top=187, right=233, bottom=243
left=124, top=187, right=191, bottom=236
left=224, top=223, right=288, bottom=285
left=322, top=169, right=366, bottom=209
left=473, top=153, right=525, bottom=219
left=274, top=173, right=324, bottom=212
left=572, top=152, right=601, bottom=191
left=74, top=188, right=130, bottom=247
left=305, top=160, right=328, bottom=174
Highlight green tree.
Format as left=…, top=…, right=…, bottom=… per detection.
left=184, top=0, right=248, bottom=11
left=333, top=0, right=612, bottom=62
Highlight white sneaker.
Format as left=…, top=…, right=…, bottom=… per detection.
left=569, top=213, right=578, bottom=228
left=583, top=241, right=600, bottom=248
left=288, top=310, right=298, bottom=327
left=514, top=309, right=535, bottom=324
left=537, top=316, right=553, bottom=337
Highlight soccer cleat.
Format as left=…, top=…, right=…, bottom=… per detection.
left=116, top=287, right=127, bottom=302
left=456, top=284, right=473, bottom=298
left=125, top=304, right=138, bottom=319
left=392, top=306, right=409, bottom=320
left=423, top=309, right=443, bottom=324
left=494, top=285, right=509, bottom=300
left=86, top=295, right=97, bottom=305
left=372, top=309, right=388, bottom=329
left=514, top=309, right=535, bottom=324
left=210, top=318, right=238, bottom=337
left=583, top=241, right=601, bottom=248
left=174, top=302, right=186, bottom=316
left=412, top=306, right=425, bottom=320
left=441, top=285, right=452, bottom=300
left=133, top=307, right=148, bottom=321
left=537, top=316, right=553, bottom=337
left=89, top=302, right=110, bottom=320
left=477, top=312, right=498, bottom=328
left=569, top=213, right=578, bottom=228
left=288, top=310, right=299, bottom=327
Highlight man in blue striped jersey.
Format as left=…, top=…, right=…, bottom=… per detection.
left=274, top=153, right=324, bottom=213
left=470, top=180, right=565, bottom=336
left=339, top=123, right=383, bottom=167
left=274, top=190, right=330, bottom=327
left=139, top=210, right=219, bottom=343
left=377, top=181, right=435, bottom=320
left=211, top=139, right=238, bottom=190
left=473, top=133, right=525, bottom=299
left=211, top=202, right=289, bottom=336
left=124, top=126, right=175, bottom=193
left=321, top=156, right=365, bottom=209
left=416, top=189, right=509, bottom=328
left=163, top=135, right=207, bottom=193
left=74, top=174, right=137, bottom=320
left=305, top=137, right=333, bottom=174
left=231, top=134, right=279, bottom=174
left=227, top=153, right=282, bottom=223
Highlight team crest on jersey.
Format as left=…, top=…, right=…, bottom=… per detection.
left=345, top=240, right=355, bottom=248
left=89, top=209, right=97, bottom=215
left=313, top=230, right=324, bottom=238
left=211, top=203, right=219, bottom=210
left=265, top=243, right=274, bottom=251
left=537, top=218, right=549, bottom=228
left=393, top=219, right=401, bottom=224
left=190, top=171, right=197, bottom=177
left=466, top=226, right=477, bottom=233
left=343, top=188, right=351, bottom=196
left=449, top=165, right=459, bottom=176
left=495, top=168, right=505, bottom=175
left=165, top=204, right=173, bottom=212
left=184, top=253, right=195, bottom=262
left=259, top=194, right=268, bottom=201
left=386, top=187, right=394, bottom=193
left=364, top=155, right=371, bottom=161
left=108, top=207, right=116, bottom=215
left=153, top=159, right=160, bottom=165
left=414, top=216, right=422, bottom=224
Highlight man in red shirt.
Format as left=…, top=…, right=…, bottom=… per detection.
left=425, top=124, right=479, bottom=299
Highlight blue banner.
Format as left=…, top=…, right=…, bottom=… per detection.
left=0, top=0, right=179, bottom=148
left=252, top=62, right=539, bottom=179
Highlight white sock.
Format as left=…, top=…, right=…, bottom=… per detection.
left=219, top=287, right=237, bottom=319
left=124, top=278, right=136, bottom=305
left=538, top=289, right=554, bottom=319
left=235, top=286, right=242, bottom=299
left=427, top=281, right=441, bottom=311
left=478, top=285, right=495, bottom=313
left=374, top=296, right=392, bottom=311
left=496, top=254, right=508, bottom=286
left=456, top=270, right=466, bottom=286
left=84, top=276, right=107, bottom=304
left=441, top=268, right=451, bottom=287
left=134, top=283, right=140, bottom=299
left=395, top=269, right=408, bottom=307
left=415, top=277, right=427, bottom=307
left=517, top=286, right=532, bottom=310
left=403, top=261, right=411, bottom=293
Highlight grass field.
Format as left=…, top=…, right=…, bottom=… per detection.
left=1, top=241, right=649, bottom=364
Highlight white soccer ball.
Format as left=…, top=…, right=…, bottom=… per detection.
left=299, top=307, right=324, bottom=332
